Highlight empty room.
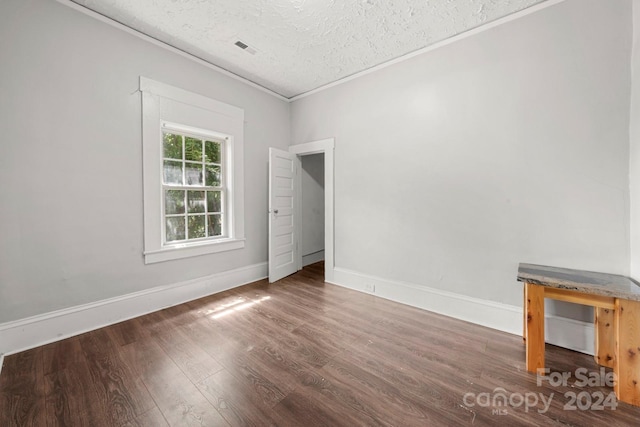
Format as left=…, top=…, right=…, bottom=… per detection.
left=3, top=0, right=640, bottom=425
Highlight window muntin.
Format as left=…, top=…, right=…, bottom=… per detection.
left=161, top=125, right=227, bottom=245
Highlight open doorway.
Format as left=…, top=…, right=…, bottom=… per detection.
left=289, top=138, right=334, bottom=283
left=300, top=153, right=325, bottom=269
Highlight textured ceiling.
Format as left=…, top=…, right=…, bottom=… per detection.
left=72, top=0, right=546, bottom=98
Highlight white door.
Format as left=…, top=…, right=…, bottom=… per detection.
left=269, top=148, right=299, bottom=282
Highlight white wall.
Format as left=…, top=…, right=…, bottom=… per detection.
left=291, top=0, right=632, bottom=320
left=0, top=0, right=290, bottom=323
left=0, top=0, right=634, bottom=336
left=301, top=154, right=325, bottom=262
left=630, top=1, right=640, bottom=280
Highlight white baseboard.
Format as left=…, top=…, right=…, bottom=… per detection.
left=0, top=263, right=594, bottom=360
left=545, top=314, right=594, bottom=355
left=0, top=262, right=267, bottom=356
left=302, top=250, right=325, bottom=267
left=330, top=267, right=594, bottom=356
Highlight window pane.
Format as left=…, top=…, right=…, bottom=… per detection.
left=205, top=140, right=221, bottom=164
left=188, top=215, right=206, bottom=239
left=185, top=137, right=203, bottom=162
left=163, top=133, right=182, bottom=159
left=163, top=160, right=183, bottom=185
left=208, top=214, right=222, bottom=237
left=187, top=191, right=205, bottom=213
left=207, top=191, right=221, bottom=213
left=205, top=165, right=221, bottom=186
left=185, top=163, right=203, bottom=186
left=165, top=190, right=185, bottom=214
left=166, top=216, right=185, bottom=242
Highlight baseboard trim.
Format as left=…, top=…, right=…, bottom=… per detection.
left=0, top=262, right=267, bottom=356
left=0, top=263, right=594, bottom=358
left=302, top=250, right=325, bottom=267
left=545, top=314, right=594, bottom=355
left=330, top=267, right=594, bottom=356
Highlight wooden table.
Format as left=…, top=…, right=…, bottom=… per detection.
left=517, top=263, right=640, bottom=406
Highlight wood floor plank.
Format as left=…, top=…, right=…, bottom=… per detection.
left=290, top=314, right=364, bottom=359
left=119, top=338, right=229, bottom=426
left=338, top=363, right=430, bottom=422
left=78, top=329, right=156, bottom=425
left=149, top=310, right=224, bottom=384
left=105, top=318, right=150, bottom=347
left=336, top=336, right=475, bottom=420
left=216, top=303, right=334, bottom=369
left=173, top=313, right=251, bottom=362
left=272, top=391, right=380, bottom=427
left=136, top=310, right=177, bottom=336
left=336, top=299, right=490, bottom=366
left=196, top=368, right=279, bottom=427
left=42, top=338, right=84, bottom=376
left=0, top=349, right=46, bottom=427
left=133, top=406, right=170, bottom=427
left=344, top=336, right=486, bottom=425
left=215, top=349, right=291, bottom=409
left=153, top=334, right=224, bottom=385
left=183, top=289, right=253, bottom=317
left=44, top=359, right=110, bottom=427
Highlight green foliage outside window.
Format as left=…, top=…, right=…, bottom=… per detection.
left=162, top=131, right=225, bottom=243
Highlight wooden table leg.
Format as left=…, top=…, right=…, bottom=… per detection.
left=615, top=298, right=640, bottom=406
left=523, top=284, right=527, bottom=342
left=595, top=307, right=615, bottom=368
left=525, top=282, right=545, bottom=373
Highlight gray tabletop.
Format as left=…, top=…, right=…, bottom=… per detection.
left=517, top=263, right=640, bottom=302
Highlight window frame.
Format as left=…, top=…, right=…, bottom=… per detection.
left=160, top=123, right=228, bottom=244
left=140, top=77, right=245, bottom=264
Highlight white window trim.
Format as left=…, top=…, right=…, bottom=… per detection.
left=140, top=77, right=245, bottom=264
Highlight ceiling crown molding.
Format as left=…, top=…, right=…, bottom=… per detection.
left=57, top=0, right=566, bottom=103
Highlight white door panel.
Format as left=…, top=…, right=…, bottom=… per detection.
left=269, top=148, right=298, bottom=283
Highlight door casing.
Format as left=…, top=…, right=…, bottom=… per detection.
left=289, top=138, right=335, bottom=283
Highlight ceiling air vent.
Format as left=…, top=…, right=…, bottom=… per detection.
left=234, top=40, right=257, bottom=55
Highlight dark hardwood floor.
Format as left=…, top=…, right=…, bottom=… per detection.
left=2, top=262, right=640, bottom=426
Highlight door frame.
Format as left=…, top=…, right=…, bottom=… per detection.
left=289, top=138, right=335, bottom=282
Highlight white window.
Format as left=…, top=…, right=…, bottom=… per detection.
left=161, top=125, right=227, bottom=243
left=141, top=77, right=245, bottom=264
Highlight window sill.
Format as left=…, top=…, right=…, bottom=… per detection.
left=144, top=238, right=245, bottom=264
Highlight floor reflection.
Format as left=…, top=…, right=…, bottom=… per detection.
left=211, top=296, right=271, bottom=319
